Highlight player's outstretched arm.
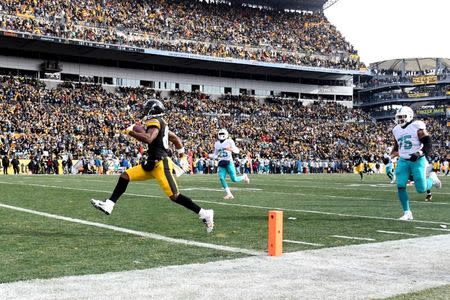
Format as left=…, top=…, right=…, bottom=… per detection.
left=169, top=131, right=190, bottom=172
left=417, top=129, right=432, bottom=157
left=168, top=131, right=185, bottom=156
left=230, top=140, right=240, bottom=154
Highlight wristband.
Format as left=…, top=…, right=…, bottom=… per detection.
left=177, top=147, right=185, bottom=154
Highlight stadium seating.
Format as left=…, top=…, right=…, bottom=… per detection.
left=1, top=76, right=447, bottom=175
left=0, top=0, right=363, bottom=69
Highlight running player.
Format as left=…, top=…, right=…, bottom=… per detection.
left=391, top=106, right=441, bottom=220
left=382, top=147, right=396, bottom=184
left=213, top=129, right=249, bottom=200
left=90, top=99, right=214, bottom=233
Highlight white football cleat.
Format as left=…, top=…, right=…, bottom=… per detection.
left=398, top=210, right=413, bottom=221
left=90, top=199, right=114, bottom=215
left=242, top=173, right=250, bottom=184
left=223, top=194, right=234, bottom=200
left=429, top=172, right=442, bottom=189
left=390, top=175, right=396, bottom=184
left=199, top=209, right=214, bottom=233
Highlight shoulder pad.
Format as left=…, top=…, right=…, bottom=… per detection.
left=411, top=120, right=426, bottom=130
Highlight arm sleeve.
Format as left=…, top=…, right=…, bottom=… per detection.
left=419, top=135, right=432, bottom=156
left=413, top=121, right=426, bottom=131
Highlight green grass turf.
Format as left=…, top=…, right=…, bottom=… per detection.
left=0, top=173, right=449, bottom=283
left=383, top=284, right=450, bottom=300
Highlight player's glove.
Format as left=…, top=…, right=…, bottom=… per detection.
left=179, top=155, right=190, bottom=173
left=121, top=124, right=135, bottom=135
left=409, top=151, right=423, bottom=162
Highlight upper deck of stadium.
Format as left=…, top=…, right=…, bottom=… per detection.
left=0, top=0, right=367, bottom=80
left=221, top=0, right=336, bottom=10
left=353, top=57, right=449, bottom=120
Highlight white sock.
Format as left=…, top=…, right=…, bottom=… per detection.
left=225, top=187, right=231, bottom=195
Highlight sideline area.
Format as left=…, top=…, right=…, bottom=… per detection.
left=1, top=234, right=449, bottom=299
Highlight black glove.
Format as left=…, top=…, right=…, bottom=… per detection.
left=409, top=151, right=423, bottom=162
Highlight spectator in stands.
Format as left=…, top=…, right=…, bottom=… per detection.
left=11, top=155, right=20, bottom=174
left=0, top=75, right=448, bottom=175
left=0, top=0, right=364, bottom=70
left=2, top=154, right=9, bottom=174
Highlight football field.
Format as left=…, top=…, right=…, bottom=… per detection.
left=0, top=173, right=449, bottom=298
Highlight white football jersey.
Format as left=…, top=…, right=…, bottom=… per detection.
left=213, top=139, right=239, bottom=162
left=392, top=120, right=426, bottom=159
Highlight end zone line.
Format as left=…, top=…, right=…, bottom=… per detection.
left=331, top=235, right=376, bottom=241
left=1, top=181, right=449, bottom=226
left=376, top=230, right=419, bottom=236
left=0, top=203, right=263, bottom=256
left=283, top=239, right=323, bottom=246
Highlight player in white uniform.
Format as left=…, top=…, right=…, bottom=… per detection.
left=382, top=146, right=397, bottom=183
left=391, top=106, right=441, bottom=220
left=213, top=129, right=249, bottom=200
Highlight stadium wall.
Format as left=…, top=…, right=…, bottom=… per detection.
left=0, top=55, right=354, bottom=101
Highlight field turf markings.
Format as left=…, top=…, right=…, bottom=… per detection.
left=415, top=226, right=450, bottom=232
left=1, top=181, right=449, bottom=226
left=283, top=240, right=323, bottom=246
left=331, top=235, right=376, bottom=241
left=4, top=177, right=449, bottom=206
left=0, top=181, right=161, bottom=198
left=376, top=230, right=419, bottom=236
left=0, top=203, right=263, bottom=256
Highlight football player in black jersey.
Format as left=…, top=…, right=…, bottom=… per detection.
left=90, top=99, right=214, bottom=233
left=353, top=152, right=364, bottom=180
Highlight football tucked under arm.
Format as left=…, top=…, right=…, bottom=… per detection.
left=122, top=124, right=145, bottom=135
left=132, top=125, right=146, bottom=133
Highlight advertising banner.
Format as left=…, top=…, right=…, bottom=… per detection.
left=412, top=75, right=437, bottom=85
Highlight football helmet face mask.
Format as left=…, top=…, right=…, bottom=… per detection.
left=141, top=99, right=165, bottom=120
left=218, top=129, right=229, bottom=142
left=395, top=106, right=414, bottom=126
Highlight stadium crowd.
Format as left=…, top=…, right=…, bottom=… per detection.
left=0, top=0, right=363, bottom=69
left=1, top=76, right=448, bottom=175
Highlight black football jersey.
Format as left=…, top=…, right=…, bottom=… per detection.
left=144, top=117, right=169, bottom=160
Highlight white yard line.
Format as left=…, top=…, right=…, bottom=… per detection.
left=283, top=239, right=323, bottom=246
left=182, top=187, right=263, bottom=192
left=0, top=203, right=263, bottom=256
left=1, top=181, right=449, bottom=226
left=1, top=235, right=449, bottom=300
left=331, top=235, right=376, bottom=241
left=0, top=181, right=161, bottom=198
left=415, top=226, right=450, bottom=232
left=376, top=230, right=419, bottom=236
